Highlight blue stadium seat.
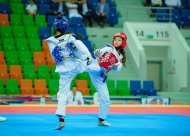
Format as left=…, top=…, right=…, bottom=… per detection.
left=142, top=80, right=157, bottom=96
left=39, top=27, right=51, bottom=40
left=89, top=50, right=95, bottom=58
left=87, top=0, right=98, bottom=4
left=75, top=27, right=87, bottom=39
left=106, top=0, right=114, bottom=7
left=130, top=80, right=144, bottom=96
left=181, top=9, right=190, bottom=18
left=22, top=0, right=29, bottom=4
left=0, top=4, right=10, bottom=14
left=171, top=9, right=182, bottom=27
left=47, top=15, right=56, bottom=27
left=70, top=17, right=83, bottom=27
left=107, top=7, right=118, bottom=26
left=181, top=9, right=190, bottom=27
left=82, top=40, right=95, bottom=58
left=35, top=0, right=50, bottom=4
left=156, top=9, right=169, bottom=22
left=188, top=0, right=190, bottom=7
left=90, top=2, right=98, bottom=16
left=182, top=18, right=190, bottom=27
left=66, top=26, right=75, bottom=33
left=39, top=4, right=50, bottom=15
left=181, top=0, right=188, bottom=8
left=82, top=40, right=92, bottom=50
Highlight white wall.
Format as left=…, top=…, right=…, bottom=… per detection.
left=144, top=46, right=169, bottom=91
left=124, top=22, right=147, bottom=80
left=167, top=24, right=190, bottom=91
left=124, top=22, right=190, bottom=91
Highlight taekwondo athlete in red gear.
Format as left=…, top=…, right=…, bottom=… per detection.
left=84, top=32, right=127, bottom=127
left=96, top=32, right=127, bottom=74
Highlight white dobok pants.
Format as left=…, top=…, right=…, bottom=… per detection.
left=56, top=59, right=110, bottom=120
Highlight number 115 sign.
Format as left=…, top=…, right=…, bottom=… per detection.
left=135, top=29, right=170, bottom=41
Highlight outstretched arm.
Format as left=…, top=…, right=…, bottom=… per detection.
left=72, top=40, right=92, bottom=61
left=94, top=46, right=112, bottom=58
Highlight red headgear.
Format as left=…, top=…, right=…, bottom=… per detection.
left=112, top=32, right=127, bottom=49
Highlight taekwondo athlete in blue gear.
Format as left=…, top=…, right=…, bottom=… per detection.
left=46, top=15, right=92, bottom=130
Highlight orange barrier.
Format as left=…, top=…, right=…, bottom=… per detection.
left=0, top=105, right=190, bottom=116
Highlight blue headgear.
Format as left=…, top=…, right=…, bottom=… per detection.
left=53, top=15, right=69, bottom=32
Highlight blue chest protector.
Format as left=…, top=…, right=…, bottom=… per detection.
left=51, top=34, right=80, bottom=63
left=52, top=46, right=64, bottom=63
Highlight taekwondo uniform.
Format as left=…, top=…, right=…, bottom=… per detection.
left=46, top=34, right=91, bottom=116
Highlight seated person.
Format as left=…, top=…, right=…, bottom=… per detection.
left=151, top=0, right=163, bottom=6
left=149, top=0, right=163, bottom=17
left=49, top=0, right=68, bottom=15
left=165, top=0, right=181, bottom=7
left=67, top=86, right=84, bottom=105
left=66, top=0, right=82, bottom=19
left=93, top=92, right=100, bottom=105
left=143, top=0, right=151, bottom=6
left=76, top=0, right=93, bottom=27
left=96, top=0, right=109, bottom=27
left=26, top=0, right=37, bottom=16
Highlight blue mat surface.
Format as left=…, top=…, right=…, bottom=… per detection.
left=0, top=114, right=190, bottom=136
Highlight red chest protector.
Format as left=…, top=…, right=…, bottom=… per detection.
left=98, top=52, right=119, bottom=70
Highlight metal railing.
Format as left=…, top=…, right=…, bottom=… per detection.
left=125, top=6, right=174, bottom=22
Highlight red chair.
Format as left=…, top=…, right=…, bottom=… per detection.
left=34, top=79, right=48, bottom=95
left=76, top=80, right=90, bottom=95
left=9, top=65, right=23, bottom=85
left=20, top=79, right=34, bottom=95
left=0, top=14, right=9, bottom=26
left=33, top=52, right=46, bottom=71
left=0, top=65, right=9, bottom=85
left=0, top=51, right=5, bottom=64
